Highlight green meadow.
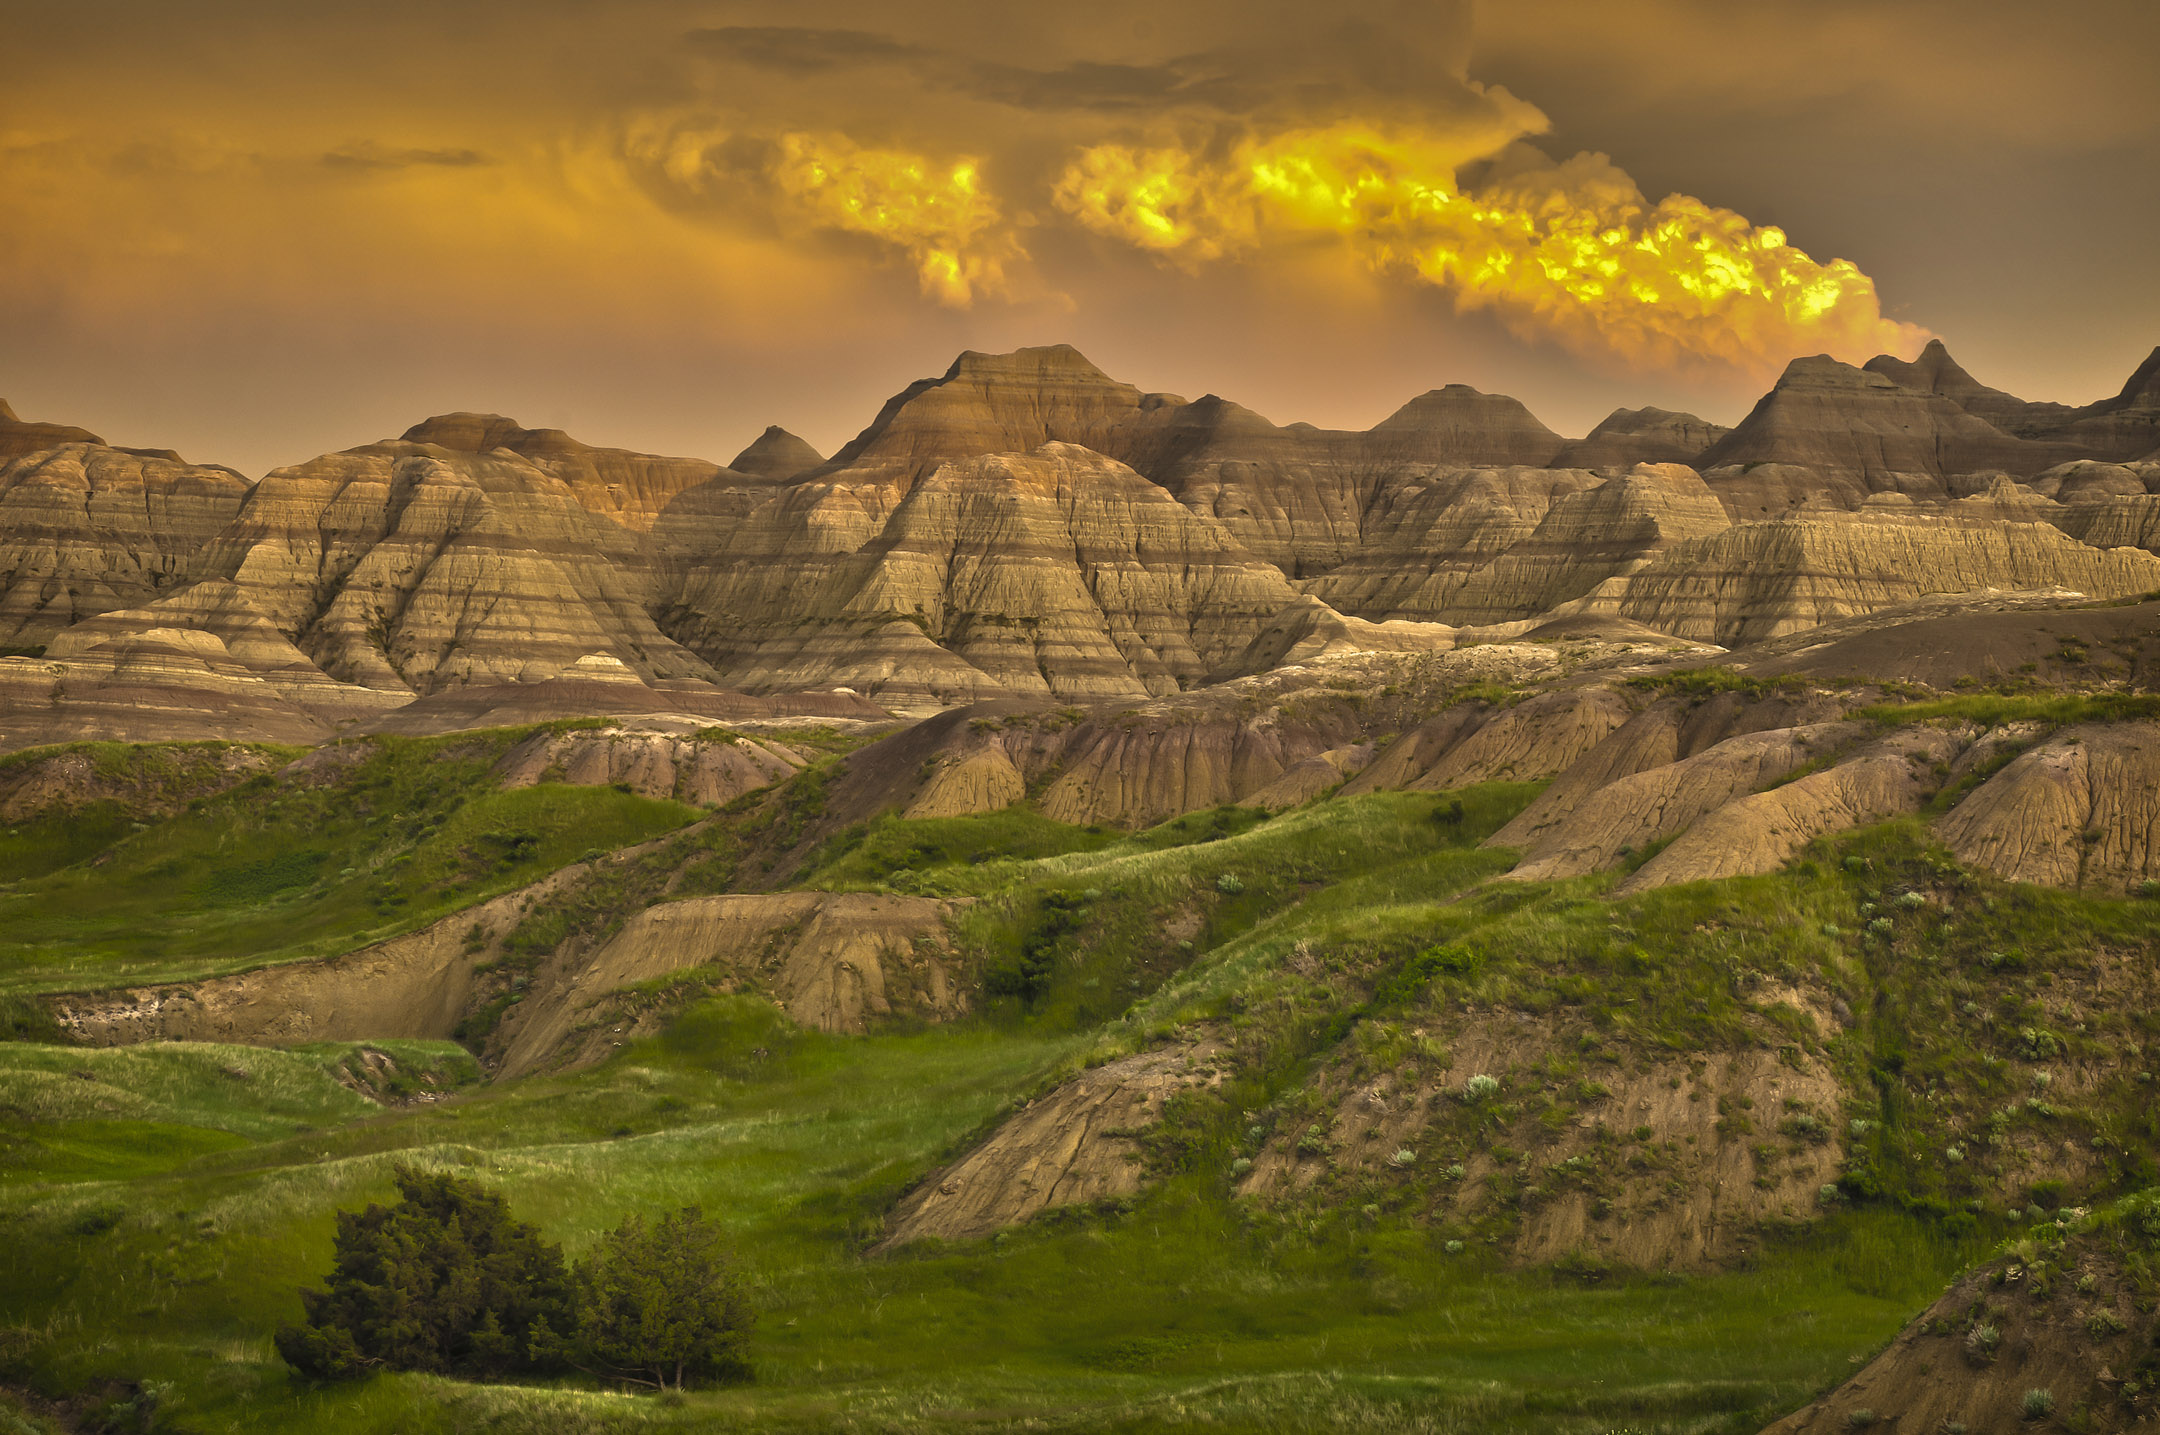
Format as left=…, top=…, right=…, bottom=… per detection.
left=2, top=739, right=2149, bottom=1431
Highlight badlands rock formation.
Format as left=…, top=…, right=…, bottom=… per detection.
left=7, top=338, right=2160, bottom=740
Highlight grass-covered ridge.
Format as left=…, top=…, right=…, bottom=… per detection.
left=9, top=726, right=2160, bottom=1430
left=0, top=727, right=704, bottom=995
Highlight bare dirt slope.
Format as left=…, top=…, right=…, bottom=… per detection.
left=1760, top=1211, right=2160, bottom=1434
left=879, top=1038, right=1222, bottom=1249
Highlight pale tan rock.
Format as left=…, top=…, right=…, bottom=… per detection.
left=399, top=413, right=727, bottom=531
left=667, top=443, right=1305, bottom=707
left=210, top=442, right=715, bottom=692
left=1617, top=726, right=1972, bottom=892
left=879, top=1040, right=1220, bottom=1247
left=491, top=723, right=807, bottom=805
left=1938, top=723, right=2160, bottom=892
left=1501, top=722, right=1862, bottom=882
left=0, top=444, right=250, bottom=648
left=1407, top=687, right=1635, bottom=791
left=904, top=746, right=1027, bottom=818
left=1607, top=509, right=2160, bottom=646
left=1243, top=743, right=1376, bottom=811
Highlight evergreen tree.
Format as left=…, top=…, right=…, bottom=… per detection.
left=276, top=1165, right=570, bottom=1380
left=565, top=1206, right=752, bottom=1390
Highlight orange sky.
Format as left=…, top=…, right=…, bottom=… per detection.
left=2, top=0, right=2155, bottom=475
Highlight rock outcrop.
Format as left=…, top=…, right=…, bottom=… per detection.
left=664, top=443, right=1307, bottom=707
left=1500, top=721, right=1862, bottom=882
left=1759, top=1214, right=2154, bottom=1434
left=728, top=425, right=825, bottom=480
left=399, top=413, right=727, bottom=531
left=0, top=443, right=252, bottom=649
left=1697, top=354, right=2075, bottom=491
left=1616, top=726, right=1971, bottom=892
left=209, top=441, right=716, bottom=692
left=1551, top=406, right=1729, bottom=468
left=491, top=722, right=809, bottom=805
left=1938, top=723, right=2160, bottom=892
left=493, top=891, right=966, bottom=1074
left=1605, top=508, right=2160, bottom=646
left=879, top=1039, right=1221, bottom=1248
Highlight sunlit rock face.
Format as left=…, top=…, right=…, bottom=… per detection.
left=0, top=440, right=251, bottom=649
left=11, top=340, right=2160, bottom=741
left=662, top=442, right=1304, bottom=707
left=205, top=441, right=716, bottom=694
left=398, top=413, right=728, bottom=532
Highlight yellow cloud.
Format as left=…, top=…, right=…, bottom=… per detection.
left=768, top=133, right=1018, bottom=306
left=1054, top=124, right=1927, bottom=373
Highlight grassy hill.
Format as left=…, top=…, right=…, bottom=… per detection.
left=3, top=725, right=2158, bottom=1431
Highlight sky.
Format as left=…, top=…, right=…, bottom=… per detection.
left=2, top=0, right=2156, bottom=475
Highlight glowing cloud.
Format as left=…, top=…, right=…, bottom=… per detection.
left=1053, top=125, right=1927, bottom=373
left=768, top=133, right=1016, bottom=306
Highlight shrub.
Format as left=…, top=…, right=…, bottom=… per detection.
left=2022, top=1388, right=2053, bottom=1420
left=1847, top=1411, right=1876, bottom=1429
left=1215, top=873, right=1245, bottom=895
left=1963, top=1322, right=2000, bottom=1366
left=2087, top=1309, right=2128, bottom=1337
left=1462, top=1074, right=1501, bottom=1102
left=558, top=1207, right=752, bottom=1391
left=277, top=1165, right=570, bottom=1380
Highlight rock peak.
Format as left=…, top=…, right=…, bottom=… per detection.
left=0, top=399, right=17, bottom=423
left=942, top=344, right=1115, bottom=385
left=729, top=425, right=825, bottom=480
left=2103, top=345, right=2160, bottom=411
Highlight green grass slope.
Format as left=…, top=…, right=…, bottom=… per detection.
left=5, top=756, right=2158, bottom=1432
left=0, top=729, right=704, bottom=995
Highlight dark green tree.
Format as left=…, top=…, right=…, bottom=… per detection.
left=564, top=1206, right=752, bottom=1390
left=276, top=1165, right=570, bottom=1380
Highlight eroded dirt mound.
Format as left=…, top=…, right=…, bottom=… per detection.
left=1405, top=686, right=1635, bottom=791
left=494, top=891, right=966, bottom=1075
left=51, top=879, right=569, bottom=1047
left=1939, top=722, right=2160, bottom=892
left=1239, top=1011, right=1843, bottom=1269
left=492, top=722, right=808, bottom=805
left=1761, top=1209, right=2160, bottom=1434
left=0, top=741, right=282, bottom=821
left=1500, top=721, right=1864, bottom=882
left=879, top=1038, right=1221, bottom=1249
left=1617, top=725, right=1972, bottom=892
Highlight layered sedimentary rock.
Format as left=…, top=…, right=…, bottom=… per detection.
left=0, top=443, right=252, bottom=648
left=1697, top=355, right=2076, bottom=499
left=400, top=413, right=727, bottom=531
left=1550, top=406, right=1729, bottom=468
left=208, top=441, right=716, bottom=693
left=1863, top=338, right=2078, bottom=434
left=1604, top=508, right=2160, bottom=646
left=1301, top=467, right=1601, bottom=619
left=665, top=443, right=1306, bottom=706
left=0, top=399, right=107, bottom=463
left=357, top=654, right=888, bottom=737
left=728, top=425, right=825, bottom=480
